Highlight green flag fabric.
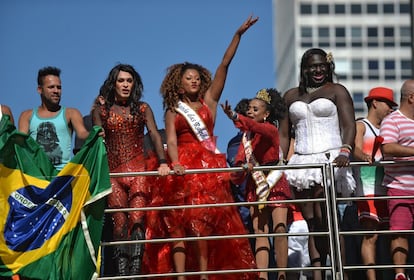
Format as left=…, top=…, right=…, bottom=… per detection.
left=0, top=115, right=111, bottom=279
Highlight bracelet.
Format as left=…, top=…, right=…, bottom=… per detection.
left=341, top=144, right=353, bottom=152
left=159, top=158, right=167, bottom=164
left=171, top=161, right=181, bottom=167
left=231, top=111, right=238, bottom=120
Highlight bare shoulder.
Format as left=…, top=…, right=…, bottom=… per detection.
left=66, top=107, right=82, bottom=116
left=1, top=104, right=12, bottom=112
left=331, top=83, right=351, bottom=95
left=19, top=109, right=33, bottom=120
left=283, top=87, right=300, bottom=107
left=356, top=120, right=366, bottom=132
left=140, top=101, right=150, bottom=110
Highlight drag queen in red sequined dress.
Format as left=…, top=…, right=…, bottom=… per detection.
left=144, top=16, right=259, bottom=280
left=93, top=64, right=170, bottom=277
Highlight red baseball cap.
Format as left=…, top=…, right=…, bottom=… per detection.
left=364, top=87, right=397, bottom=107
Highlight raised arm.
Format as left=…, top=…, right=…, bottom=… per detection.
left=204, top=15, right=258, bottom=120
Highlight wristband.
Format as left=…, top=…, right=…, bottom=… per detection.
left=338, top=149, right=350, bottom=158
left=159, top=158, right=167, bottom=164
left=341, top=144, right=352, bottom=152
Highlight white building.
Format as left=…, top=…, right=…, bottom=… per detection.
left=273, top=0, right=412, bottom=115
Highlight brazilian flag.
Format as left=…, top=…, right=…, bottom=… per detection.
left=0, top=115, right=111, bottom=279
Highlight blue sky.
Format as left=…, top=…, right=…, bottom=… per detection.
left=0, top=0, right=276, bottom=152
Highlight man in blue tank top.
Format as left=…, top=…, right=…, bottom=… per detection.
left=18, top=66, right=90, bottom=170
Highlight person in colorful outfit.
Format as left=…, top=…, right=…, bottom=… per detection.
left=222, top=88, right=292, bottom=280
left=150, top=15, right=259, bottom=280
left=93, top=63, right=170, bottom=277
left=380, top=79, right=414, bottom=280
left=353, top=86, right=396, bottom=280
left=18, top=66, right=90, bottom=171
left=279, top=48, right=356, bottom=280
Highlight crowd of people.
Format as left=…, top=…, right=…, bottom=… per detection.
left=3, top=14, right=414, bottom=280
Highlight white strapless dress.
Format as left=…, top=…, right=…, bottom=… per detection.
left=286, top=98, right=355, bottom=196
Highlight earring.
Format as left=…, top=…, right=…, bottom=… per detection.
left=264, top=117, right=267, bottom=121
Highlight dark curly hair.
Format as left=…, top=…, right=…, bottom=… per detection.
left=254, top=88, right=286, bottom=128
left=98, top=63, right=144, bottom=116
left=298, top=48, right=338, bottom=94
left=160, top=62, right=212, bottom=111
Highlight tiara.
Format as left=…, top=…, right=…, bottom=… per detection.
left=256, top=89, right=271, bottom=104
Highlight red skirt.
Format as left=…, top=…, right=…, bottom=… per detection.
left=143, top=142, right=257, bottom=279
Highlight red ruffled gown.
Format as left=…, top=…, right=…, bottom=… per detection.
left=143, top=103, right=257, bottom=279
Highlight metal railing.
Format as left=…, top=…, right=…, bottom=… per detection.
left=97, top=160, right=414, bottom=280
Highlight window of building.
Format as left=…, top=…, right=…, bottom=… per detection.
left=301, top=26, right=313, bottom=48
left=301, top=26, right=312, bottom=38
left=400, top=26, right=411, bottom=47
left=334, top=4, right=346, bottom=14
left=367, top=27, right=379, bottom=47
left=335, top=58, right=349, bottom=81
left=335, top=27, right=346, bottom=47
left=351, top=26, right=363, bottom=47
left=385, top=59, right=396, bottom=80
left=317, top=4, right=329, bottom=14
left=353, top=92, right=365, bottom=113
left=368, top=59, right=379, bottom=79
left=401, top=59, right=413, bottom=79
left=399, top=3, right=410, bottom=14
left=383, top=3, right=394, bottom=14
left=351, top=4, right=362, bottom=14
left=318, top=26, right=330, bottom=47
left=401, top=60, right=412, bottom=70
left=351, top=59, right=363, bottom=79
left=300, top=3, right=312, bottom=14
left=367, top=4, right=378, bottom=14
left=368, top=60, right=379, bottom=70
left=383, top=26, right=395, bottom=47
left=318, top=27, right=329, bottom=37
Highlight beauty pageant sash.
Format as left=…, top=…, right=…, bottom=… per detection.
left=176, top=101, right=220, bottom=154
left=242, top=132, right=282, bottom=210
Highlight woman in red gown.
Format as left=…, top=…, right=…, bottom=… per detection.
left=145, top=16, right=258, bottom=280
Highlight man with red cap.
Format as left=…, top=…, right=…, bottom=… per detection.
left=380, top=80, right=414, bottom=280
left=353, top=86, right=396, bottom=280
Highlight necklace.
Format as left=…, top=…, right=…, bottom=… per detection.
left=306, top=85, right=324, bottom=94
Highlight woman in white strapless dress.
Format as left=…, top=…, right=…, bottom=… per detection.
left=279, top=48, right=356, bottom=280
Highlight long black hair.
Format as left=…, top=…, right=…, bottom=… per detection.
left=99, top=63, right=144, bottom=116
left=298, top=48, right=337, bottom=94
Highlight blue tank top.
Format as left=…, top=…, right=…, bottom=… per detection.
left=29, top=107, right=72, bottom=170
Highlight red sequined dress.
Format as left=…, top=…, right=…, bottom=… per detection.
left=144, top=102, right=257, bottom=279
left=99, top=102, right=153, bottom=236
